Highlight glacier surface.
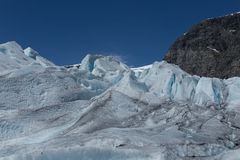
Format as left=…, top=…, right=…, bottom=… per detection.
left=0, top=41, right=240, bottom=159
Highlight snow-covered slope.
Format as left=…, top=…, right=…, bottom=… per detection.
left=1, top=41, right=240, bottom=160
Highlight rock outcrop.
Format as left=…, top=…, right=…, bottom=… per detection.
left=164, top=12, right=240, bottom=78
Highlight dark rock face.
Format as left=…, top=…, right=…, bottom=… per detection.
left=164, top=13, right=240, bottom=78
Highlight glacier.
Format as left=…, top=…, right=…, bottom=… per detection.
left=0, top=41, right=240, bottom=159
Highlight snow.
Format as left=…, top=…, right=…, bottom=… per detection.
left=131, top=64, right=152, bottom=77
left=218, top=148, right=240, bottom=160
left=8, top=147, right=155, bottom=160
left=207, top=46, right=220, bottom=53
left=1, top=41, right=240, bottom=159
left=207, top=11, right=240, bottom=20
left=229, top=29, right=236, bottom=33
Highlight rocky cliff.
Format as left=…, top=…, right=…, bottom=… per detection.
left=164, top=12, right=240, bottom=78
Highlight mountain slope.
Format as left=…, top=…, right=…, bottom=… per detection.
left=164, top=12, right=240, bottom=78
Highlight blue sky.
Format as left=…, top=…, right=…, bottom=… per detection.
left=1, top=0, right=240, bottom=66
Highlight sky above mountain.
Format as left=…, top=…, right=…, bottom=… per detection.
left=0, top=0, right=240, bottom=66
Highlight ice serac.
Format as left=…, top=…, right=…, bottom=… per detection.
left=130, top=61, right=228, bottom=106
left=72, top=53, right=240, bottom=107
left=1, top=41, right=240, bottom=159
left=24, top=47, right=56, bottom=67
left=224, top=77, right=240, bottom=107
left=137, top=61, right=198, bottom=101
left=79, top=54, right=129, bottom=84
left=79, top=54, right=102, bottom=72
left=194, top=77, right=224, bottom=106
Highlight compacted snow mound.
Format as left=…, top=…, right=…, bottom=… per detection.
left=1, top=41, right=240, bottom=160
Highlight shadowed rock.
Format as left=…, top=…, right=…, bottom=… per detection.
left=164, top=12, right=240, bottom=78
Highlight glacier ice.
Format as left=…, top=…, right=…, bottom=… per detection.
left=0, top=42, right=55, bottom=75
left=24, top=47, right=56, bottom=67
left=0, top=41, right=240, bottom=159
